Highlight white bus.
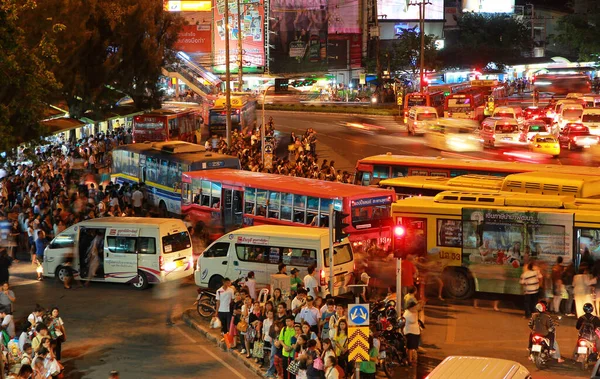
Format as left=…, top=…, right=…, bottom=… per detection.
left=43, top=218, right=194, bottom=289
left=195, top=225, right=355, bottom=295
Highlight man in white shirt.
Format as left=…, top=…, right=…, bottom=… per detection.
left=214, top=278, right=235, bottom=335
left=131, top=187, right=144, bottom=215
left=303, top=265, right=319, bottom=298
left=299, top=296, right=320, bottom=334
left=291, top=288, right=307, bottom=316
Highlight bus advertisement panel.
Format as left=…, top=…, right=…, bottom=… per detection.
left=461, top=209, right=573, bottom=295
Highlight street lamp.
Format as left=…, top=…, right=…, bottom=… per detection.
left=261, top=84, right=275, bottom=165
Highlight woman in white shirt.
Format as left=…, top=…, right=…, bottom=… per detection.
left=324, top=356, right=339, bottom=379
left=403, top=300, right=421, bottom=367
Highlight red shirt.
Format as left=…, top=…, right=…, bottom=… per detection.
left=401, top=260, right=416, bottom=287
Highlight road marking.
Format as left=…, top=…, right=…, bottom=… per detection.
left=445, top=304, right=457, bottom=344
left=175, top=326, right=248, bottom=379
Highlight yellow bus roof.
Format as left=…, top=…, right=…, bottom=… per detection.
left=357, top=154, right=600, bottom=176
left=380, top=171, right=600, bottom=198
left=214, top=95, right=250, bottom=108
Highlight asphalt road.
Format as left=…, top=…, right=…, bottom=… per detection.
left=8, top=262, right=258, bottom=379
left=265, top=110, right=597, bottom=175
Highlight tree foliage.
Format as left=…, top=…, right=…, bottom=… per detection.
left=440, top=13, right=533, bottom=69
left=552, top=13, right=600, bottom=62
left=385, top=28, right=439, bottom=76
left=0, top=0, right=60, bottom=151
left=22, top=0, right=183, bottom=119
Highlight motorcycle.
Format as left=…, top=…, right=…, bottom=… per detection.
left=574, top=332, right=599, bottom=371
left=529, top=334, right=553, bottom=369
left=374, top=317, right=408, bottom=378
left=194, top=277, right=244, bottom=319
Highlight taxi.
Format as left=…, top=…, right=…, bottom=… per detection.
left=528, top=133, right=560, bottom=157
left=519, top=120, right=548, bottom=142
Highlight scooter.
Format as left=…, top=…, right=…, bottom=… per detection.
left=194, top=277, right=244, bottom=319
left=529, top=334, right=553, bottom=369
left=574, top=332, right=599, bottom=371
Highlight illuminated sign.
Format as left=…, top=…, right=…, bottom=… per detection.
left=378, top=0, right=444, bottom=21
left=164, top=1, right=211, bottom=12
left=462, top=0, right=515, bottom=13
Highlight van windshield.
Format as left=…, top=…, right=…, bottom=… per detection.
left=162, top=231, right=191, bottom=254
left=324, top=244, right=353, bottom=267
left=583, top=114, right=600, bottom=122
left=563, top=109, right=583, bottom=119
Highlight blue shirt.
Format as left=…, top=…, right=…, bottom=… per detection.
left=35, top=238, right=47, bottom=257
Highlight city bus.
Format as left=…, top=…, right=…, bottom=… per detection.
left=132, top=108, right=201, bottom=143
left=207, top=95, right=257, bottom=136
left=426, top=83, right=471, bottom=96
left=403, top=91, right=445, bottom=121
left=354, top=154, right=600, bottom=186
left=111, top=141, right=240, bottom=215
left=180, top=169, right=396, bottom=248
left=391, top=191, right=600, bottom=299
left=443, top=91, right=485, bottom=120
left=380, top=171, right=600, bottom=199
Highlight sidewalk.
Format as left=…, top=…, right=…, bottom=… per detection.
left=182, top=309, right=265, bottom=378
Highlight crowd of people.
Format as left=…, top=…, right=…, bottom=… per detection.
left=213, top=264, right=381, bottom=379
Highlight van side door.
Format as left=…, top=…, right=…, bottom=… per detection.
left=104, top=231, right=139, bottom=283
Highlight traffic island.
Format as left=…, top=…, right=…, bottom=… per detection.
left=182, top=309, right=266, bottom=378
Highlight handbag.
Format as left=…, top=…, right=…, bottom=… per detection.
left=210, top=316, right=222, bottom=329
left=313, top=356, right=324, bottom=371
left=287, top=359, right=300, bottom=375
left=236, top=320, right=248, bottom=333
left=252, top=340, right=265, bottom=359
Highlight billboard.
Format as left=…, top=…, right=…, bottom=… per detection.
left=269, top=0, right=329, bottom=73
left=328, top=0, right=360, bottom=34
left=213, top=0, right=265, bottom=73
left=462, top=0, right=515, bottom=13
left=377, top=0, right=444, bottom=21
left=174, top=24, right=212, bottom=54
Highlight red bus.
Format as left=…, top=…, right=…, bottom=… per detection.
left=133, top=108, right=201, bottom=143
left=181, top=169, right=396, bottom=248
left=444, top=90, right=485, bottom=121
left=403, top=91, right=444, bottom=121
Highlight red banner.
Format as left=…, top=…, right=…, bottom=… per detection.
left=175, top=24, right=212, bottom=54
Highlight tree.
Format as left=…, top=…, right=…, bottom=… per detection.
left=385, top=28, right=439, bottom=78
left=441, top=13, right=533, bottom=69
left=23, top=0, right=183, bottom=119
left=551, top=13, right=600, bottom=62
left=0, top=0, right=60, bottom=151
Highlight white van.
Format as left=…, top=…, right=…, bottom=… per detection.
left=43, top=218, right=193, bottom=289
left=427, top=356, right=531, bottom=379
left=195, top=225, right=355, bottom=295
left=492, top=106, right=523, bottom=123
left=581, top=108, right=600, bottom=135
left=480, top=117, right=521, bottom=147
left=424, top=118, right=481, bottom=152
left=407, top=106, right=438, bottom=135
left=557, top=103, right=584, bottom=130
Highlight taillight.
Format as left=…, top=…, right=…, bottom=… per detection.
left=159, top=256, right=164, bottom=271
left=320, top=269, right=326, bottom=286
left=580, top=340, right=588, bottom=347
left=532, top=335, right=543, bottom=343
left=448, top=112, right=452, bottom=117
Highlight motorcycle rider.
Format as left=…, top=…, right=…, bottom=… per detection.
left=576, top=303, right=600, bottom=349
left=529, top=300, right=564, bottom=363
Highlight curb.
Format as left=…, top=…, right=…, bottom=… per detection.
left=182, top=310, right=266, bottom=378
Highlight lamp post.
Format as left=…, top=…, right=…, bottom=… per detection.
left=261, top=84, right=275, bottom=165
left=236, top=0, right=244, bottom=92
left=224, top=0, right=232, bottom=145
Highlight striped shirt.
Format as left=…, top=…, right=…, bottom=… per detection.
left=521, top=269, right=542, bottom=294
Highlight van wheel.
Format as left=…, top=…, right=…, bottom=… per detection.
left=132, top=271, right=149, bottom=290
left=208, top=275, right=224, bottom=291
left=158, top=201, right=168, bottom=217
left=55, top=266, right=69, bottom=283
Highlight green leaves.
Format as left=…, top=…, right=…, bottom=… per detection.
left=552, top=13, right=600, bottom=62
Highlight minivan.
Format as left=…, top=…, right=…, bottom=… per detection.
left=43, top=218, right=193, bottom=289
left=195, top=225, right=355, bottom=296
left=480, top=117, right=521, bottom=147
left=407, top=106, right=438, bottom=135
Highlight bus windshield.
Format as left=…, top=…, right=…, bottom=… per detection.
left=408, top=97, right=426, bottom=107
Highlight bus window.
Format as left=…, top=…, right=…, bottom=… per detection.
left=244, top=188, right=256, bottom=214
left=159, top=159, right=169, bottom=186
left=268, top=191, right=280, bottom=219
left=294, top=195, right=307, bottom=223
left=401, top=218, right=427, bottom=257
left=201, top=181, right=211, bottom=207
left=373, top=165, right=390, bottom=180
left=437, top=219, right=462, bottom=247
left=307, top=197, right=320, bottom=226
left=182, top=183, right=191, bottom=204
left=169, top=118, right=179, bottom=139
left=392, top=166, right=408, bottom=178
left=147, top=157, right=158, bottom=182
left=256, top=189, right=267, bottom=216
left=281, top=193, right=293, bottom=221
left=211, top=182, right=221, bottom=208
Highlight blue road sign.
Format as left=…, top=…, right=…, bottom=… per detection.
left=348, top=304, right=370, bottom=326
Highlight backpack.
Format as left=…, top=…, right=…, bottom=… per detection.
left=580, top=319, right=596, bottom=340
left=335, top=364, right=345, bottom=378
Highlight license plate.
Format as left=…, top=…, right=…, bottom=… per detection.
left=176, top=260, right=184, bottom=267
left=503, top=137, right=512, bottom=141
left=532, top=344, right=542, bottom=352
left=578, top=346, right=588, bottom=354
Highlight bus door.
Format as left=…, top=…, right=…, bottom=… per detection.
left=223, top=187, right=244, bottom=231
left=104, top=228, right=139, bottom=283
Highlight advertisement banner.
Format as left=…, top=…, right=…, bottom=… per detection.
left=461, top=208, right=573, bottom=294
left=377, top=0, right=444, bottom=21
left=213, top=0, right=265, bottom=73
left=174, top=24, right=212, bottom=54
left=328, top=0, right=360, bottom=34
left=462, top=0, right=515, bottom=14
left=269, top=0, right=328, bottom=73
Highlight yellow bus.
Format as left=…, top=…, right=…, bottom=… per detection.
left=354, top=154, right=600, bottom=186
left=207, top=95, right=257, bottom=136
left=391, top=191, right=600, bottom=299
left=380, top=171, right=600, bottom=199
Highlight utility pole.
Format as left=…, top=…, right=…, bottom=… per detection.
left=409, top=0, right=431, bottom=92
left=224, top=0, right=232, bottom=145
left=236, top=0, right=244, bottom=91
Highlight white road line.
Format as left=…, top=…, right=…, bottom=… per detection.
left=175, top=326, right=248, bottom=379
left=445, top=305, right=457, bottom=344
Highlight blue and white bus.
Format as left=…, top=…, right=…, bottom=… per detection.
left=111, top=141, right=240, bottom=215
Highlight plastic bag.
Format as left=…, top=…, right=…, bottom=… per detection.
left=210, top=316, right=222, bottom=329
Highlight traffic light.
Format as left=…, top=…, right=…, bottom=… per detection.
left=333, top=210, right=349, bottom=243
left=392, top=224, right=406, bottom=258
